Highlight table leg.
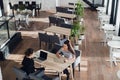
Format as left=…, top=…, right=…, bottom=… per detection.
left=58, top=72, right=61, bottom=80
left=70, top=65, right=74, bottom=80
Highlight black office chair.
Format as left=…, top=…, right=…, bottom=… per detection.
left=68, top=3, right=75, bottom=5
left=49, top=35, right=60, bottom=49
left=9, top=2, right=14, bottom=16
left=38, top=33, right=49, bottom=50
left=72, top=50, right=81, bottom=77
left=49, top=16, right=57, bottom=26
left=19, top=1, right=23, bottom=5
left=25, top=1, right=30, bottom=9
left=49, top=43, right=62, bottom=54
left=56, top=18, right=65, bottom=26
left=31, top=1, right=36, bottom=8
left=56, top=7, right=68, bottom=13
left=60, top=23, right=73, bottom=29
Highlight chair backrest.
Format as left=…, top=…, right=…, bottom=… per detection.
left=49, top=16, right=57, bottom=26
left=56, top=7, right=68, bottom=13
left=25, top=1, right=29, bottom=6
left=32, top=1, right=36, bottom=5
left=25, top=14, right=29, bottom=25
left=56, top=18, right=65, bottom=26
left=13, top=66, right=29, bottom=80
left=38, top=33, right=49, bottom=43
left=60, top=23, right=73, bottom=29
left=49, top=35, right=60, bottom=44
left=73, top=50, right=81, bottom=68
left=9, top=2, right=13, bottom=9
left=50, top=43, right=62, bottom=54
left=68, top=3, right=74, bottom=5
left=19, top=1, right=23, bottom=5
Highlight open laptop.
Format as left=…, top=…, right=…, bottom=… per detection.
left=38, top=51, right=48, bottom=61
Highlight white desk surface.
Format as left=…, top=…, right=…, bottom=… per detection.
left=107, top=40, right=120, bottom=48
left=102, top=24, right=115, bottom=31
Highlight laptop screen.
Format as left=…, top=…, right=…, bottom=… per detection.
left=39, top=51, right=48, bottom=60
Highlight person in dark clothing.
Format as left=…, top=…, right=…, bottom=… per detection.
left=21, top=48, right=45, bottom=75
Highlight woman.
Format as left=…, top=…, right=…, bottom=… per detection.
left=56, top=40, right=75, bottom=80
left=21, top=48, right=45, bottom=75
left=56, top=40, right=75, bottom=59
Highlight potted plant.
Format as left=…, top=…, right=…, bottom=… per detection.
left=80, top=24, right=85, bottom=40
left=70, top=20, right=80, bottom=50
left=75, top=0, right=84, bottom=21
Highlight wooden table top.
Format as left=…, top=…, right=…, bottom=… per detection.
left=34, top=49, right=74, bottom=72
left=54, top=12, right=76, bottom=19
left=44, top=26, right=71, bottom=36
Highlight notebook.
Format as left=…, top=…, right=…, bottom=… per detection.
left=38, top=51, right=48, bottom=61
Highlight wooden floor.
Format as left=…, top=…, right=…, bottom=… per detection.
left=0, top=9, right=120, bottom=80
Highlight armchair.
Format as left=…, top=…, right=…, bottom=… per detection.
left=13, top=66, right=29, bottom=80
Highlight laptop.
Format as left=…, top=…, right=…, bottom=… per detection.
left=38, top=51, right=48, bottom=61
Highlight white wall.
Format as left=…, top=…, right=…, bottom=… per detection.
left=108, top=0, right=112, bottom=15
left=115, top=0, right=120, bottom=35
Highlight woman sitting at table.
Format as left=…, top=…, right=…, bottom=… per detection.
left=56, top=40, right=75, bottom=80
left=21, top=48, right=45, bottom=75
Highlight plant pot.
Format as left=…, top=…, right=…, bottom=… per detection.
left=80, top=34, right=85, bottom=40
left=74, top=44, right=79, bottom=50
left=78, top=39, right=82, bottom=45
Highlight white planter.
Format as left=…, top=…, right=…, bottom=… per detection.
left=81, top=35, right=85, bottom=40
left=74, top=45, right=79, bottom=50
left=78, top=39, right=82, bottom=45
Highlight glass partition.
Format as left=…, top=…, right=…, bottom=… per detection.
left=8, top=17, right=16, bottom=38
left=0, top=16, right=16, bottom=48
left=0, top=22, right=8, bottom=47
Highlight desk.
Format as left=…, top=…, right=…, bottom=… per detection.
left=44, top=26, right=71, bottom=36
left=54, top=12, right=76, bottom=19
left=34, top=49, right=74, bottom=80
left=107, top=41, right=120, bottom=66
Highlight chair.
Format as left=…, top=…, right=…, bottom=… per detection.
left=30, top=74, right=59, bottom=80
left=13, top=66, right=29, bottom=80
left=49, top=35, right=60, bottom=49
left=25, top=1, right=30, bottom=9
left=17, top=14, right=30, bottom=30
left=56, top=7, right=68, bottom=13
left=9, top=2, right=14, bottom=16
left=31, top=1, right=36, bottom=9
left=19, top=1, right=23, bottom=5
left=60, top=23, right=73, bottom=29
left=49, top=16, right=57, bottom=26
left=49, top=43, right=62, bottom=54
left=68, top=3, right=75, bottom=5
left=72, top=50, right=81, bottom=76
left=56, top=18, right=65, bottom=26
left=38, top=33, right=49, bottom=50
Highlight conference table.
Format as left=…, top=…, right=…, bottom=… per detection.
left=34, top=49, right=75, bottom=80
